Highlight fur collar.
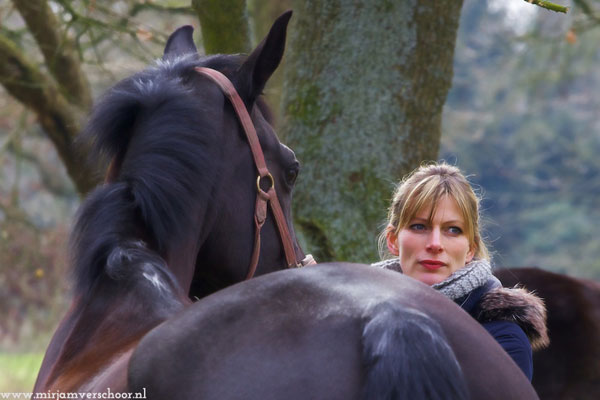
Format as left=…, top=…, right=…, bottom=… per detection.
left=371, top=259, right=549, bottom=350
left=477, top=286, right=550, bottom=351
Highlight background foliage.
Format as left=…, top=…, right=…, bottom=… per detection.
left=442, top=0, right=600, bottom=278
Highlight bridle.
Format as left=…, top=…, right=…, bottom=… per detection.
left=193, top=67, right=315, bottom=279
left=103, top=66, right=315, bottom=280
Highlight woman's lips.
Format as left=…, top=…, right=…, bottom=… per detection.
left=420, top=260, right=446, bottom=270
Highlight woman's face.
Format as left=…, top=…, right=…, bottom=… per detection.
left=387, top=195, right=474, bottom=286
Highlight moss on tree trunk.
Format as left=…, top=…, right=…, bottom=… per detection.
left=282, top=0, right=463, bottom=262
left=192, top=0, right=251, bottom=54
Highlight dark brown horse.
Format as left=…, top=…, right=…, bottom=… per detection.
left=33, top=12, right=306, bottom=395
left=495, top=267, right=600, bottom=400
left=35, top=12, right=538, bottom=400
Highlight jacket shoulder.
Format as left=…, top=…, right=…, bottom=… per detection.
left=482, top=320, right=533, bottom=380
left=477, top=286, right=550, bottom=351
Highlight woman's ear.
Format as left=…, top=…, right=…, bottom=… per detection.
left=386, top=225, right=399, bottom=256
left=466, top=246, right=475, bottom=264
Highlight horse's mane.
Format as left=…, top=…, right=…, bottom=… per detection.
left=71, top=54, right=244, bottom=296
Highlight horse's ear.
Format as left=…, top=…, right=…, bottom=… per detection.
left=238, top=10, right=292, bottom=104
left=163, top=25, right=198, bottom=60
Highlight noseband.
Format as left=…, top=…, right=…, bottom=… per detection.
left=194, top=67, right=315, bottom=279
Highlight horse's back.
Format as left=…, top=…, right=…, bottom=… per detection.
left=129, top=264, right=365, bottom=399
left=129, top=263, right=537, bottom=399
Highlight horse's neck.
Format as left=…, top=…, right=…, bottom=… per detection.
left=164, top=236, right=202, bottom=295
left=160, top=201, right=210, bottom=294
left=34, top=300, right=80, bottom=392
left=38, top=267, right=189, bottom=392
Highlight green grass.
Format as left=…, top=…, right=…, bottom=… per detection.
left=0, top=352, right=43, bottom=393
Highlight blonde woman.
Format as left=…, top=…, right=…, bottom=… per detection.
left=374, top=163, right=549, bottom=380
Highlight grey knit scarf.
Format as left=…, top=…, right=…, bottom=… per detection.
left=371, top=258, right=497, bottom=300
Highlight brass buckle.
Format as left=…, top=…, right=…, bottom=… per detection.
left=256, top=173, right=275, bottom=194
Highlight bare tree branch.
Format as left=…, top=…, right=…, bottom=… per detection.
left=7, top=141, right=76, bottom=198
left=12, top=0, right=93, bottom=110
left=54, top=0, right=169, bottom=45
left=0, top=33, right=99, bottom=194
left=131, top=2, right=196, bottom=17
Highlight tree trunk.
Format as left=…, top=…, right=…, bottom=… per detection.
left=282, top=0, right=463, bottom=262
left=247, top=0, right=292, bottom=129
left=192, top=0, right=251, bottom=54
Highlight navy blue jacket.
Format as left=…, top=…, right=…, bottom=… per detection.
left=456, top=280, right=534, bottom=381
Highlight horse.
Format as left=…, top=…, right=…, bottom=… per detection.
left=34, top=11, right=538, bottom=399
left=495, top=267, right=600, bottom=400
left=33, top=11, right=308, bottom=395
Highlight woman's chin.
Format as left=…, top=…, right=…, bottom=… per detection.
left=417, top=272, right=448, bottom=286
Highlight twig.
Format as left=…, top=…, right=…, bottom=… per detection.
left=12, top=0, right=93, bottom=109
left=525, top=0, right=569, bottom=13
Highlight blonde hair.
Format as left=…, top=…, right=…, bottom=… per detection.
left=378, top=162, right=489, bottom=261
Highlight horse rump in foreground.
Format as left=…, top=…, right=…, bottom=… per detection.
left=34, top=11, right=538, bottom=400
left=130, top=262, right=538, bottom=399
left=496, top=267, right=600, bottom=400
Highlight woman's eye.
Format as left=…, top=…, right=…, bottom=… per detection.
left=448, top=226, right=463, bottom=235
left=409, top=223, right=426, bottom=231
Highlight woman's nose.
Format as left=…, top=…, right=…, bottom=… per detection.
left=426, top=229, right=443, bottom=253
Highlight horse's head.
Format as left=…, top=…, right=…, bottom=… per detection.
left=180, top=12, right=311, bottom=297
left=81, top=11, right=307, bottom=299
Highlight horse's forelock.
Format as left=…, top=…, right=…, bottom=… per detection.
left=82, top=56, right=199, bottom=163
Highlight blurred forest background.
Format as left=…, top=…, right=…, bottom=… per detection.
left=1, top=0, right=598, bottom=392
left=444, top=0, right=600, bottom=277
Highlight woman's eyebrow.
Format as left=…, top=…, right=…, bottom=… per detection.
left=443, top=220, right=465, bottom=225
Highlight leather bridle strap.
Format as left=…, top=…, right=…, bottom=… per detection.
left=194, top=67, right=315, bottom=279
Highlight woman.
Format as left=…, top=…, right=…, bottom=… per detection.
left=373, top=162, right=549, bottom=381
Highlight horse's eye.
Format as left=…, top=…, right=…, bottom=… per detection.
left=286, top=164, right=299, bottom=186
